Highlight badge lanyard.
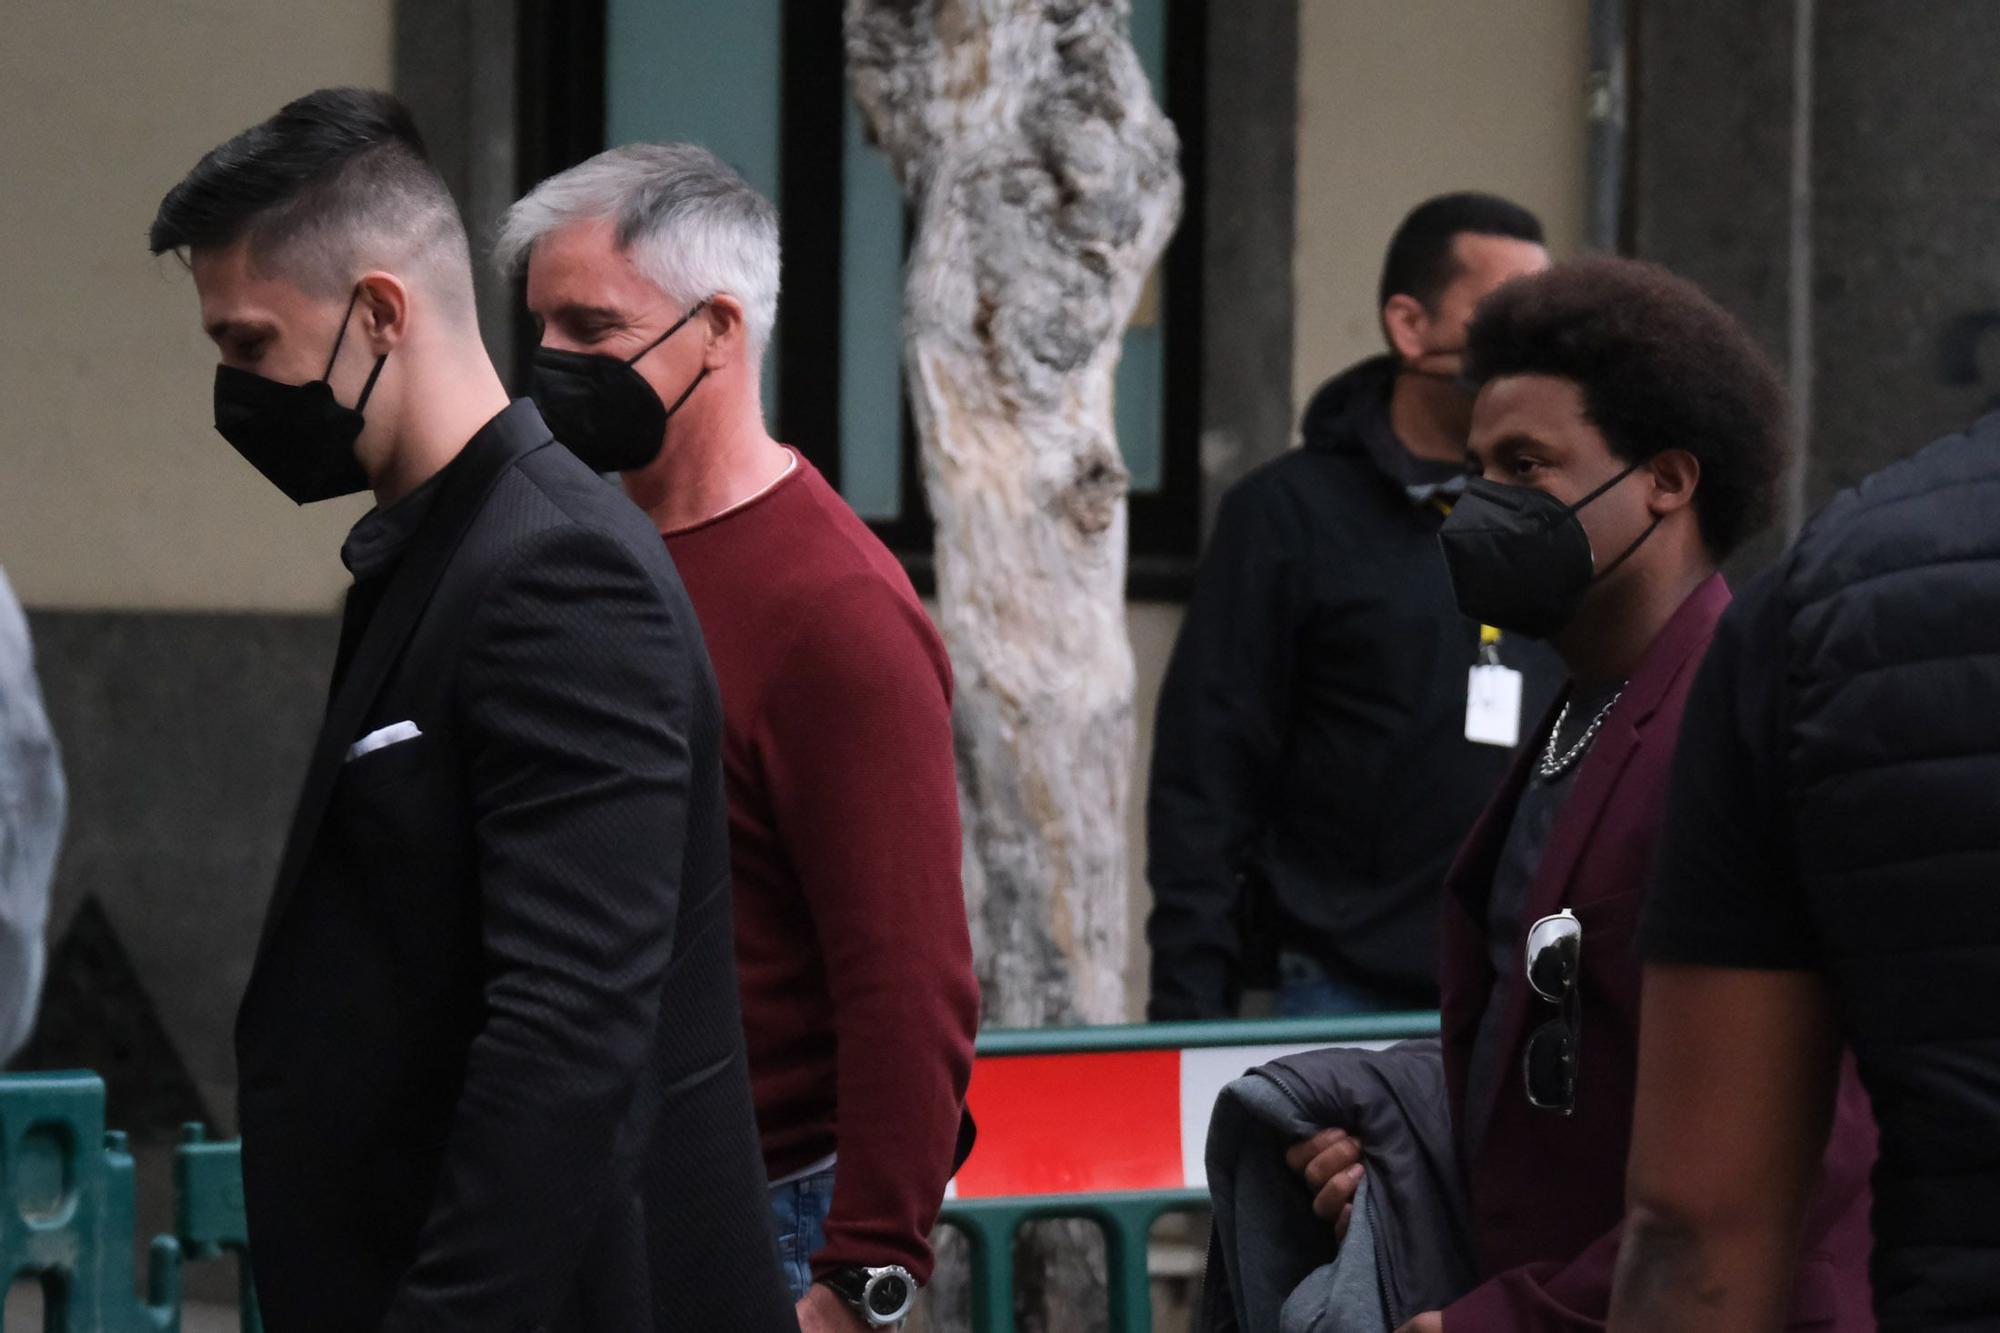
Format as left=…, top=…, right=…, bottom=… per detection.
left=1466, top=623, right=1523, bottom=747
left=1435, top=496, right=1523, bottom=747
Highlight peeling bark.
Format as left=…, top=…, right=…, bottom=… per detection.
left=847, top=0, right=1179, bottom=1030
left=847, top=4, right=1182, bottom=1327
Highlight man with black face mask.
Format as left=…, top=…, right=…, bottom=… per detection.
left=150, top=89, right=795, bottom=1331
left=1148, top=193, right=1560, bottom=1022
left=1286, top=258, right=1876, bottom=1332
left=498, top=145, right=977, bottom=1333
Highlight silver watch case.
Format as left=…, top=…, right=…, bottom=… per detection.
left=853, top=1264, right=917, bottom=1326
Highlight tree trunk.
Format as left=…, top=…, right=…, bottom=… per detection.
left=846, top=3, right=1181, bottom=1328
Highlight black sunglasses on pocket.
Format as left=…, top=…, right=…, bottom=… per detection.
left=1523, top=908, right=1582, bottom=1115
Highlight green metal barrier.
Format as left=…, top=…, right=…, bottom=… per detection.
left=943, top=1188, right=1204, bottom=1332
left=938, top=1013, right=1441, bottom=1331
left=174, top=1125, right=262, bottom=1332
left=3, top=1014, right=1438, bottom=1331
left=1, top=1070, right=180, bottom=1331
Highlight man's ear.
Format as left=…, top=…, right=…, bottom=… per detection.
left=353, top=270, right=411, bottom=352
left=701, top=294, right=749, bottom=370
left=1646, top=448, right=1702, bottom=516
left=1381, top=293, right=1432, bottom=364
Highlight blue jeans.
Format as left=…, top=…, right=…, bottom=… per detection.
left=1275, top=951, right=1400, bottom=1018
left=769, top=1165, right=837, bottom=1301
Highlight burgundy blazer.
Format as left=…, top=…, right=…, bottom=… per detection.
left=1436, top=574, right=1878, bottom=1331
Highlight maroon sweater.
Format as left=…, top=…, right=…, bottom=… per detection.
left=661, top=453, right=979, bottom=1284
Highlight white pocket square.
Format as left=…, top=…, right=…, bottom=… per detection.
left=347, top=720, right=422, bottom=762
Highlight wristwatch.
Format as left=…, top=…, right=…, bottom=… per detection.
left=820, top=1264, right=918, bottom=1327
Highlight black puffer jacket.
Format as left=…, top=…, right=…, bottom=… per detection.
left=1780, top=411, right=2000, bottom=1327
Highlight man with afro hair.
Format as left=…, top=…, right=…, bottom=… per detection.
left=1285, top=257, right=1877, bottom=1332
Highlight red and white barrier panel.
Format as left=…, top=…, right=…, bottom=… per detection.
left=946, top=1039, right=1396, bottom=1201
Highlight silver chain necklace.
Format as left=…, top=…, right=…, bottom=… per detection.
left=1539, top=690, right=1624, bottom=779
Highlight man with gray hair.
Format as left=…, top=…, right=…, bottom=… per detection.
left=501, top=145, right=979, bottom=1332
left=0, top=564, right=64, bottom=1065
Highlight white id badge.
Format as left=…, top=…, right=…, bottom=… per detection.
left=1465, top=664, right=1524, bottom=747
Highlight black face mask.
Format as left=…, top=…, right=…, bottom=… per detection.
left=529, top=302, right=708, bottom=472
left=1437, top=463, right=1662, bottom=639
left=212, top=286, right=386, bottom=505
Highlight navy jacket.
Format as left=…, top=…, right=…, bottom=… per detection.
left=1203, top=1040, right=1476, bottom=1332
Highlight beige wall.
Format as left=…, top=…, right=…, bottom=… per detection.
left=0, top=1, right=392, bottom=611
left=1292, top=0, right=1592, bottom=414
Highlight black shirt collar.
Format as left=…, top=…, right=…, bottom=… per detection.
left=339, top=400, right=545, bottom=582
left=341, top=468, right=447, bottom=583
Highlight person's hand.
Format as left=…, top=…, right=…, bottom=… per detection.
left=797, top=1282, right=868, bottom=1333
left=1393, top=1313, right=1443, bottom=1333
left=1285, top=1127, right=1365, bottom=1243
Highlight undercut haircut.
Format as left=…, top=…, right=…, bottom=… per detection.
left=495, top=143, right=781, bottom=355
left=149, top=87, right=474, bottom=318
left=1464, top=256, right=1791, bottom=560
left=1378, top=192, right=1546, bottom=313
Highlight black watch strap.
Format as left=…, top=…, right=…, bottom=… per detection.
left=820, top=1264, right=917, bottom=1327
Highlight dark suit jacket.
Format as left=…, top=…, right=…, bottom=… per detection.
left=234, top=402, right=797, bottom=1332
left=1437, top=575, right=1878, bottom=1331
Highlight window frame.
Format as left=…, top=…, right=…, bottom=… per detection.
left=522, top=0, right=1206, bottom=597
